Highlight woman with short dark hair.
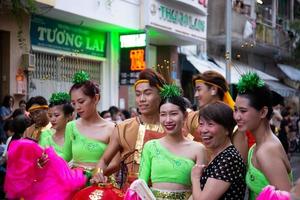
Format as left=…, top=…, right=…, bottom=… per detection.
left=191, top=102, right=246, bottom=200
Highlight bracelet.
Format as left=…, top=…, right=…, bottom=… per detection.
left=93, top=167, right=103, bottom=175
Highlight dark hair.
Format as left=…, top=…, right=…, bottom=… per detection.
left=109, top=106, right=120, bottom=116
left=137, top=68, right=166, bottom=90
left=193, top=71, right=228, bottom=100
left=19, top=99, right=26, bottom=106
left=100, top=110, right=110, bottom=118
left=122, top=109, right=131, bottom=119
left=12, top=108, right=24, bottom=118
left=69, top=80, right=100, bottom=98
left=50, top=104, right=74, bottom=117
left=199, top=101, right=236, bottom=137
left=2, top=95, right=14, bottom=108
left=237, top=85, right=273, bottom=120
left=12, top=115, right=30, bottom=136
left=281, top=109, right=290, bottom=118
left=3, top=120, right=13, bottom=132
left=159, top=96, right=187, bottom=114
left=26, top=96, right=48, bottom=111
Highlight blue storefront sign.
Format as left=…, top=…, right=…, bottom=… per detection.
left=30, top=15, right=106, bottom=58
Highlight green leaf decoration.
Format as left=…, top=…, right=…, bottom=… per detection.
left=160, top=84, right=182, bottom=99
left=49, top=92, right=71, bottom=105
left=72, top=70, right=90, bottom=84
left=237, top=72, right=265, bottom=93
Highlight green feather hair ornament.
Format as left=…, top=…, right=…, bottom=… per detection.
left=72, top=70, right=90, bottom=84
left=160, top=84, right=182, bottom=99
left=237, top=72, right=265, bottom=93
left=49, top=92, right=71, bottom=105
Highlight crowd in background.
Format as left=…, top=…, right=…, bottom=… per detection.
left=0, top=69, right=299, bottom=199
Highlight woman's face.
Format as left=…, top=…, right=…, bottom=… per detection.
left=194, top=82, right=215, bottom=108
left=199, top=118, right=228, bottom=149
left=234, top=95, right=261, bottom=132
left=135, top=82, right=161, bottom=116
left=160, top=102, right=186, bottom=135
left=71, top=88, right=99, bottom=119
left=48, top=105, right=69, bottom=131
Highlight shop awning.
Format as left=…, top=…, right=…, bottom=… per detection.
left=186, top=55, right=278, bottom=84
left=265, top=80, right=299, bottom=97
left=277, top=64, right=300, bottom=82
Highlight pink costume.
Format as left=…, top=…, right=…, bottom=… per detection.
left=257, top=185, right=291, bottom=200
left=4, top=139, right=86, bottom=200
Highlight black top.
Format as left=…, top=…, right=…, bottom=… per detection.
left=200, top=145, right=246, bottom=200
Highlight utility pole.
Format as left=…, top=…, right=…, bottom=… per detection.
left=225, top=0, right=232, bottom=85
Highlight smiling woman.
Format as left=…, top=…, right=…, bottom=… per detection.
left=138, top=84, right=206, bottom=200
left=234, top=72, right=292, bottom=200
left=191, top=102, right=246, bottom=200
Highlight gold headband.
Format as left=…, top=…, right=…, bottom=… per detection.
left=28, top=105, right=49, bottom=112
left=134, top=79, right=162, bottom=91
left=195, top=79, right=235, bottom=109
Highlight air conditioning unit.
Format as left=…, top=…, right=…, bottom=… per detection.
left=22, top=53, right=36, bottom=71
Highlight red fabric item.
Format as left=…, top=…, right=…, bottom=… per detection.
left=246, top=130, right=256, bottom=148
left=72, top=184, right=124, bottom=200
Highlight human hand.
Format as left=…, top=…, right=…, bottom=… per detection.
left=90, top=168, right=108, bottom=184
left=191, top=164, right=206, bottom=182
left=37, top=152, right=49, bottom=168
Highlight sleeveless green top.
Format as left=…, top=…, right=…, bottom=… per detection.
left=62, top=121, right=107, bottom=163
left=139, top=139, right=195, bottom=186
left=246, top=145, right=292, bottom=200
left=39, top=129, right=64, bottom=158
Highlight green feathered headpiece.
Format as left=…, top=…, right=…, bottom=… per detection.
left=49, top=92, right=71, bottom=105
left=160, top=84, right=182, bottom=99
left=72, top=70, right=90, bottom=84
left=237, top=72, right=265, bottom=93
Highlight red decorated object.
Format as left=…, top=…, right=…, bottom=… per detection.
left=72, top=184, right=124, bottom=200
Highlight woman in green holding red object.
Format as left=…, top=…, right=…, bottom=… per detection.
left=63, top=71, right=115, bottom=175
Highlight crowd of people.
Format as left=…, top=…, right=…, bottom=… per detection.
left=0, top=68, right=299, bottom=200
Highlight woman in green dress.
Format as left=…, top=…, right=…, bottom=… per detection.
left=234, top=72, right=292, bottom=199
left=138, top=84, right=207, bottom=200
left=39, top=92, right=74, bottom=158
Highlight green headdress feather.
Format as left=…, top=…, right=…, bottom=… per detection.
left=72, top=70, right=90, bottom=84
left=49, top=92, right=71, bottom=105
left=237, top=72, right=265, bottom=93
left=160, top=84, right=182, bottom=99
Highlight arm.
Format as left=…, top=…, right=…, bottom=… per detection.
left=195, top=144, right=207, bottom=165
left=90, top=127, right=122, bottom=183
left=138, top=143, right=151, bottom=184
left=62, top=123, right=73, bottom=162
left=192, top=176, right=230, bottom=200
left=257, top=145, right=292, bottom=191
left=232, top=130, right=248, bottom=164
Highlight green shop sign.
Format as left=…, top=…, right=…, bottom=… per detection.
left=31, top=15, right=106, bottom=58
left=159, top=5, right=205, bottom=32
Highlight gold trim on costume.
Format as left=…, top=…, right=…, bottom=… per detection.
left=195, top=79, right=235, bottom=109
left=28, top=105, right=49, bottom=112
left=151, top=188, right=191, bottom=200
left=133, top=123, right=164, bottom=164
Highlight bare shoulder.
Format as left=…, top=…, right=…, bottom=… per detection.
left=187, top=140, right=206, bottom=151
left=256, top=139, right=284, bottom=163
